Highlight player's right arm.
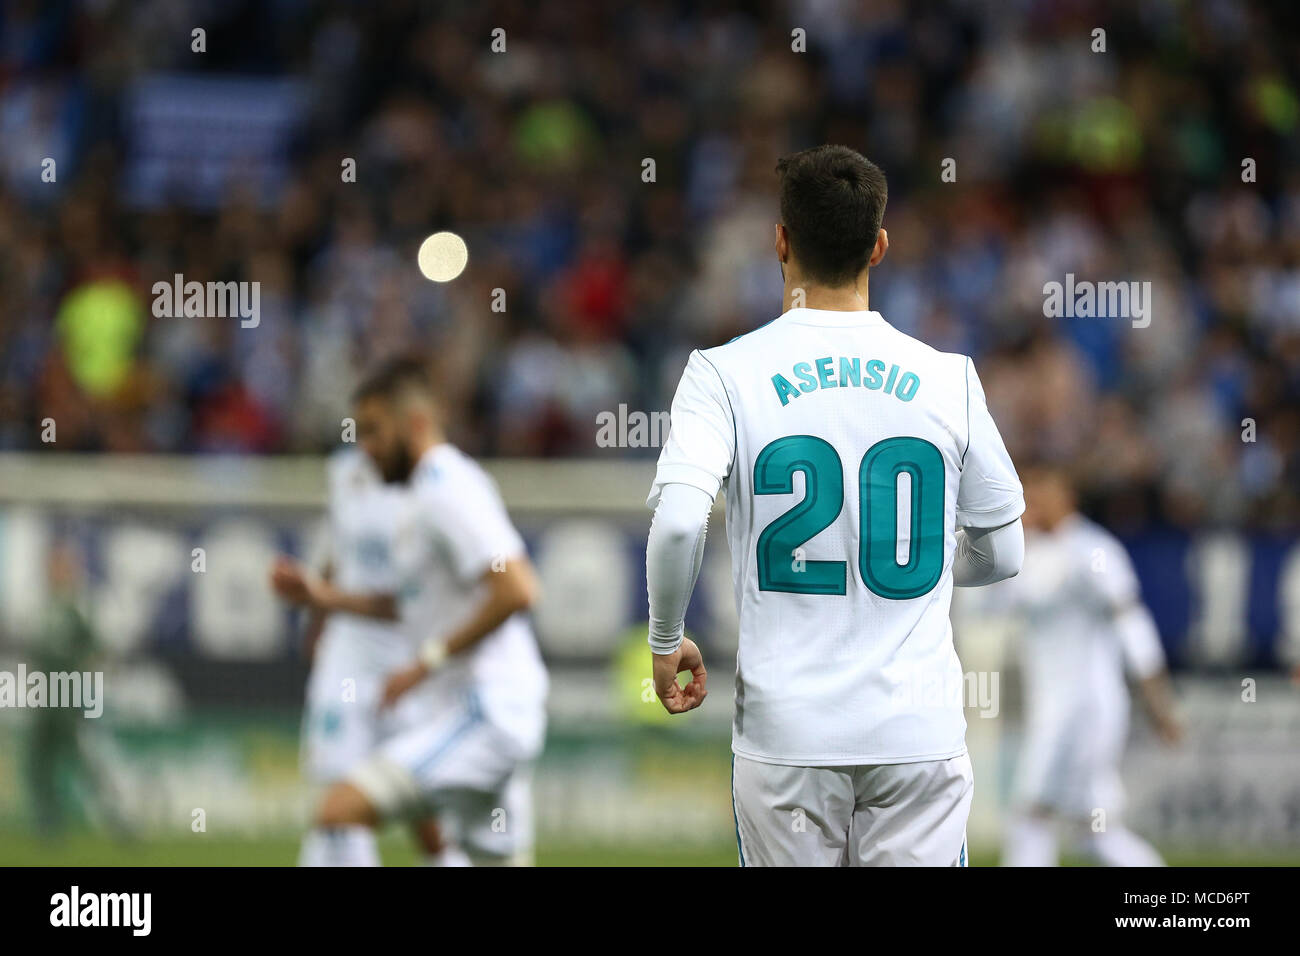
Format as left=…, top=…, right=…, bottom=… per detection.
left=1090, top=536, right=1183, bottom=745
left=647, top=483, right=712, bottom=714
left=269, top=556, right=400, bottom=620
left=952, top=519, right=1024, bottom=587
left=644, top=350, right=734, bottom=714
left=1118, top=597, right=1182, bottom=744
left=272, top=450, right=400, bottom=629
left=300, top=561, right=333, bottom=662
left=1134, top=666, right=1183, bottom=745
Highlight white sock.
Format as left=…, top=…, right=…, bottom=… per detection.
left=299, top=829, right=328, bottom=867
left=299, top=826, right=380, bottom=867
left=1002, top=813, right=1059, bottom=866
left=1081, top=826, right=1165, bottom=867
left=422, top=845, right=473, bottom=867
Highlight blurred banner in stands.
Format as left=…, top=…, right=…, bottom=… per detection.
left=0, top=454, right=1297, bottom=855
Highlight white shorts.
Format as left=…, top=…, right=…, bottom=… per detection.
left=1012, top=705, right=1127, bottom=818
left=303, top=633, right=444, bottom=785
left=731, top=752, right=974, bottom=867
left=302, top=651, right=388, bottom=784
left=348, top=688, right=540, bottom=861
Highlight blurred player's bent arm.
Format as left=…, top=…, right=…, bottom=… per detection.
left=1115, top=598, right=1183, bottom=744
left=274, top=552, right=539, bottom=705
left=381, top=556, right=540, bottom=706
left=269, top=555, right=399, bottom=620
left=300, top=561, right=332, bottom=662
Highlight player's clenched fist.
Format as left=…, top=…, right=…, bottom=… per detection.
left=652, top=637, right=708, bottom=714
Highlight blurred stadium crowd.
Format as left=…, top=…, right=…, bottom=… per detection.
left=1, top=0, right=1298, bottom=532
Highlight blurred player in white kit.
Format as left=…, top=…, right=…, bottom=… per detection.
left=273, top=357, right=547, bottom=866
left=999, top=464, right=1183, bottom=867
left=273, top=447, right=466, bottom=866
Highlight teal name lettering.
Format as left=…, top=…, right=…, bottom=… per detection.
left=771, top=356, right=921, bottom=407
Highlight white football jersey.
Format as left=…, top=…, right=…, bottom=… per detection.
left=320, top=448, right=413, bottom=672
left=996, top=515, right=1166, bottom=813
left=394, top=444, right=548, bottom=753
left=1005, top=515, right=1165, bottom=733
left=650, top=307, right=1024, bottom=766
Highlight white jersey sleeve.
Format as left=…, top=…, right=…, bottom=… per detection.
left=1115, top=603, right=1166, bottom=679
left=956, top=360, right=1025, bottom=529
left=1087, top=530, right=1166, bottom=678
left=1087, top=531, right=1141, bottom=611
left=311, top=518, right=336, bottom=576
left=317, top=448, right=360, bottom=573
left=647, top=350, right=735, bottom=508
left=416, top=470, right=527, bottom=586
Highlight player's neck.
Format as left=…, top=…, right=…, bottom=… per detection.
left=783, top=274, right=870, bottom=313
left=409, top=431, right=446, bottom=464
left=1044, top=510, right=1079, bottom=532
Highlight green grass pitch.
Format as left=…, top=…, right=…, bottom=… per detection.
left=2, top=832, right=1294, bottom=867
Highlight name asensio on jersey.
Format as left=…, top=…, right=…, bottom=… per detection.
left=771, top=356, right=921, bottom=407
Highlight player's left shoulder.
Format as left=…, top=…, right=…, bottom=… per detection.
left=698, top=309, right=799, bottom=376
left=1070, top=515, right=1131, bottom=564
left=937, top=347, right=976, bottom=395
left=905, top=341, right=974, bottom=412
left=328, top=445, right=378, bottom=489
left=693, top=340, right=740, bottom=385
left=414, top=445, right=501, bottom=508
left=664, top=343, right=737, bottom=409
left=878, top=320, right=972, bottom=385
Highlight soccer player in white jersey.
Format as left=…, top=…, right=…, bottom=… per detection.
left=273, top=358, right=548, bottom=866
left=646, top=145, right=1025, bottom=866
left=999, top=464, right=1182, bottom=867
left=272, top=447, right=465, bottom=867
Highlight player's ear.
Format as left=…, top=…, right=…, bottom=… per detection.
left=869, top=228, right=889, bottom=267
left=774, top=223, right=789, bottom=263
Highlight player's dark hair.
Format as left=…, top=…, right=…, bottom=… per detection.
left=352, top=355, right=434, bottom=405
left=776, top=145, right=887, bottom=287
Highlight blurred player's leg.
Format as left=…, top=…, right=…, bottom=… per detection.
left=1004, top=708, right=1084, bottom=866
left=1079, top=723, right=1163, bottom=865
left=299, top=633, right=381, bottom=867
left=299, top=826, right=380, bottom=867
left=849, top=754, right=974, bottom=866
left=1066, top=717, right=1163, bottom=865
left=74, top=728, right=135, bottom=840
left=25, top=716, right=70, bottom=836
left=338, top=689, right=539, bottom=866
left=412, top=817, right=471, bottom=866
left=1002, top=810, right=1060, bottom=866
left=1078, top=825, right=1164, bottom=866
left=455, top=764, right=536, bottom=866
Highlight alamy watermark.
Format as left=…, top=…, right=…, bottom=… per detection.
left=50, top=886, right=150, bottom=936
left=1043, top=273, right=1151, bottom=328
left=595, top=404, right=670, bottom=448
left=890, top=668, right=1000, bottom=718
left=152, top=273, right=260, bottom=328
left=0, top=665, right=103, bottom=717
